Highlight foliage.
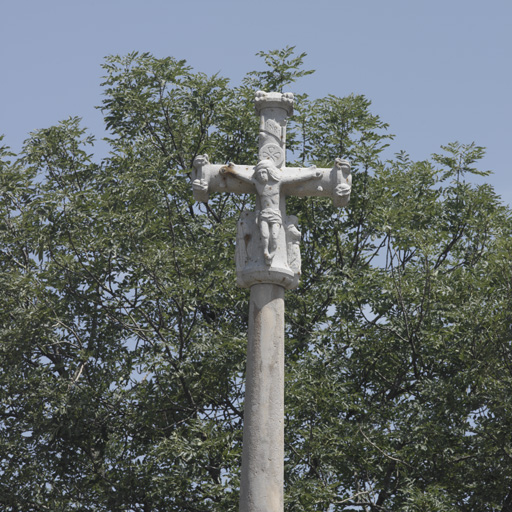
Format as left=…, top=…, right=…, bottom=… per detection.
left=1, top=49, right=511, bottom=511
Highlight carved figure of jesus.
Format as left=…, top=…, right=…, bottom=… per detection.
left=220, top=159, right=322, bottom=266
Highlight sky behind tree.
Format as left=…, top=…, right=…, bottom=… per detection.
left=1, top=0, right=510, bottom=203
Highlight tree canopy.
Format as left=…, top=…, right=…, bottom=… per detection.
left=1, top=47, right=511, bottom=511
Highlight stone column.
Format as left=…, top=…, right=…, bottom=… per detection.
left=239, top=283, right=285, bottom=512
left=190, top=91, right=352, bottom=512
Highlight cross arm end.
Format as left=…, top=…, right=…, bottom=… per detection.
left=191, top=155, right=255, bottom=202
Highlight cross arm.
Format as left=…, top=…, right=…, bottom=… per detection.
left=282, top=165, right=323, bottom=183
left=192, top=154, right=255, bottom=202
left=282, top=158, right=352, bottom=207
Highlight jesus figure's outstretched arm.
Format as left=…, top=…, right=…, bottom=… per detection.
left=282, top=166, right=323, bottom=184
left=219, top=162, right=254, bottom=185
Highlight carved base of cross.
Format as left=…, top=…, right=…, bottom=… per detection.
left=236, top=211, right=301, bottom=290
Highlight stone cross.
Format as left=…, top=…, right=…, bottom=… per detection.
left=192, top=91, right=351, bottom=512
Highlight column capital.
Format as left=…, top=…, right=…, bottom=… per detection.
left=254, top=91, right=294, bottom=117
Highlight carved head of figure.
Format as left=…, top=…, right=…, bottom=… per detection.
left=254, top=159, right=281, bottom=183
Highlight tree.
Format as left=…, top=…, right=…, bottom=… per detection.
left=1, top=47, right=511, bottom=511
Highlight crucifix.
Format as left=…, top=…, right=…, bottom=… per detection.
left=192, top=91, right=351, bottom=512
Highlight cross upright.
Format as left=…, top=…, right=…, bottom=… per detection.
left=192, top=91, right=351, bottom=512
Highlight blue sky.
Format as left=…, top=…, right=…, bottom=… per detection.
left=1, top=0, right=511, bottom=205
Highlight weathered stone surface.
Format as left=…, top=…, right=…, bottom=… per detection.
left=254, top=90, right=293, bottom=169
left=191, top=91, right=351, bottom=291
left=239, top=283, right=285, bottom=512
left=191, top=91, right=352, bottom=512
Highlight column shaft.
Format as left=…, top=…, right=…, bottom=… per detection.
left=239, top=283, right=285, bottom=512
